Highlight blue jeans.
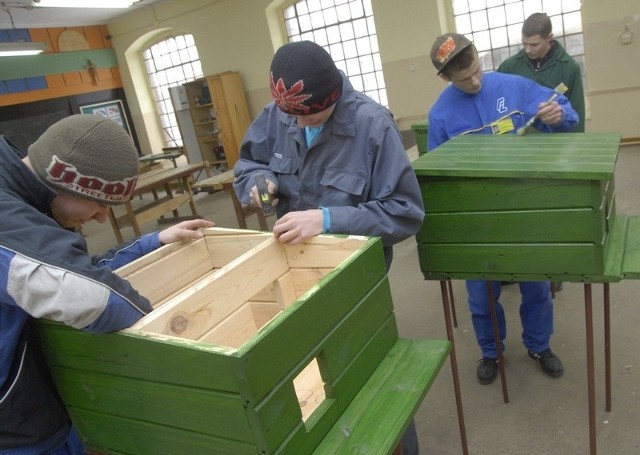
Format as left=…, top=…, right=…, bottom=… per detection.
left=466, top=280, right=553, bottom=359
left=401, top=418, right=419, bottom=454
left=1, top=425, right=85, bottom=455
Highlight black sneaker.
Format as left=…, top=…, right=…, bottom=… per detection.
left=477, top=357, right=498, bottom=385
left=553, top=282, right=563, bottom=292
left=528, top=349, right=564, bottom=378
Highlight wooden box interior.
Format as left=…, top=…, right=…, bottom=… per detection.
left=117, top=228, right=372, bottom=420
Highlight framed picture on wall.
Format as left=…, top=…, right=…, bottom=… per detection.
left=79, top=100, right=131, bottom=137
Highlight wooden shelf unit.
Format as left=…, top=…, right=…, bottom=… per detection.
left=183, top=72, right=251, bottom=170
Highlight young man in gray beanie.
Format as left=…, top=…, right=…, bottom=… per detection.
left=0, top=114, right=214, bottom=455
left=233, top=40, right=424, bottom=455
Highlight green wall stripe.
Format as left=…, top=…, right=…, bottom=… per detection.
left=0, top=48, right=118, bottom=81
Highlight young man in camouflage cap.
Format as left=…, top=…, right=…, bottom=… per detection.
left=427, top=33, right=578, bottom=385
left=0, top=114, right=214, bottom=454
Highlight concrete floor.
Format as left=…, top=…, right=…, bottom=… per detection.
left=82, top=144, right=640, bottom=455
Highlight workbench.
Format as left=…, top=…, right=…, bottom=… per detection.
left=138, top=151, right=183, bottom=168
left=412, top=132, right=640, bottom=455
left=108, top=163, right=205, bottom=243
left=192, top=169, right=269, bottom=230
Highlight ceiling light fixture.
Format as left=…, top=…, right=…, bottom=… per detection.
left=33, top=0, right=135, bottom=8
left=0, top=41, right=47, bottom=57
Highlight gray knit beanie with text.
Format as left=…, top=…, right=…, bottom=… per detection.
left=28, top=114, right=139, bottom=205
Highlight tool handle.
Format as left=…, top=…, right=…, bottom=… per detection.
left=254, top=172, right=274, bottom=216
left=524, top=92, right=561, bottom=128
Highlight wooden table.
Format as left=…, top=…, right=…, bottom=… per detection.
left=193, top=170, right=269, bottom=230
left=108, top=163, right=205, bottom=243
left=138, top=151, right=183, bottom=168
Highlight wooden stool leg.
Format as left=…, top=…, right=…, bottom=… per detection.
left=223, top=182, right=248, bottom=229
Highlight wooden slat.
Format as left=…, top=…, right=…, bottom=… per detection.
left=274, top=271, right=297, bottom=309
left=49, top=366, right=251, bottom=442
left=416, top=242, right=601, bottom=276
left=252, top=280, right=396, bottom=453
left=135, top=237, right=289, bottom=339
left=202, top=231, right=271, bottom=267
left=73, top=409, right=257, bottom=455
left=239, top=238, right=386, bottom=404
left=117, top=239, right=214, bottom=306
left=418, top=208, right=600, bottom=243
left=413, top=133, right=621, bottom=179
left=38, top=322, right=240, bottom=392
left=420, top=178, right=605, bottom=213
left=312, top=339, right=451, bottom=455
left=621, top=216, right=640, bottom=278
left=283, top=235, right=371, bottom=268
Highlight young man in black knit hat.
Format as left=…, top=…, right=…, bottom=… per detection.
left=0, top=114, right=214, bottom=455
left=233, top=40, right=425, bottom=455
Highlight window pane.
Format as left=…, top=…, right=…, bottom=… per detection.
left=452, top=0, right=469, bottom=15
left=542, top=0, right=562, bottom=16
left=490, top=26, right=509, bottom=48
left=455, top=14, right=472, bottom=35
left=564, top=11, right=582, bottom=34
left=473, top=30, right=491, bottom=52
left=487, top=7, right=506, bottom=28
left=470, top=10, right=489, bottom=31
left=452, top=0, right=586, bottom=84
left=340, top=22, right=355, bottom=41
left=522, top=0, right=543, bottom=18
left=285, top=0, right=389, bottom=107
left=564, top=33, right=584, bottom=55
left=144, top=34, right=202, bottom=147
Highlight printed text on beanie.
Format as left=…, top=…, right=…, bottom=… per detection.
left=28, top=114, right=140, bottom=205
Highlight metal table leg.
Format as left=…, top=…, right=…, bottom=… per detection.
left=439, top=280, right=469, bottom=455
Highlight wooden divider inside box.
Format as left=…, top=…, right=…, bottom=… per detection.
left=123, top=230, right=368, bottom=423
left=116, top=228, right=271, bottom=308
left=130, top=233, right=365, bottom=348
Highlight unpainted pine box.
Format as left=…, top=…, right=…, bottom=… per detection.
left=37, top=228, right=400, bottom=455
left=412, top=133, right=622, bottom=281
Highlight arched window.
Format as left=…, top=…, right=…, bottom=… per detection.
left=283, top=0, right=388, bottom=106
left=452, top=0, right=586, bottom=87
left=143, top=34, right=203, bottom=147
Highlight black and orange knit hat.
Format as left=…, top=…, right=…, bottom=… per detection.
left=270, top=41, right=343, bottom=115
left=28, top=114, right=139, bottom=205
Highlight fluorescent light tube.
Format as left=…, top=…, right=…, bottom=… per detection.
left=34, top=0, right=135, bottom=8
left=0, top=41, right=47, bottom=57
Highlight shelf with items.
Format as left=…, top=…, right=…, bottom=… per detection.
left=182, top=72, right=251, bottom=172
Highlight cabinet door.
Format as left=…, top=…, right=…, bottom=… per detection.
left=208, top=72, right=251, bottom=168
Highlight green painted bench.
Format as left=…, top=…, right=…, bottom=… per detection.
left=38, top=230, right=453, bottom=455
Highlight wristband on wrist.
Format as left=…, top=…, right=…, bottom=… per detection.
left=320, top=206, right=330, bottom=233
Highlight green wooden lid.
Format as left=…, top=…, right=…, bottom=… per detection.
left=412, top=133, right=621, bottom=180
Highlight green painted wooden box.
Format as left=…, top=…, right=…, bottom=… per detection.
left=412, top=133, right=622, bottom=281
left=37, top=229, right=449, bottom=454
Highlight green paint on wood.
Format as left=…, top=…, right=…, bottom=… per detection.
left=37, top=235, right=439, bottom=455
left=413, top=133, right=621, bottom=180
left=312, top=339, right=451, bottom=455
left=413, top=133, right=628, bottom=281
